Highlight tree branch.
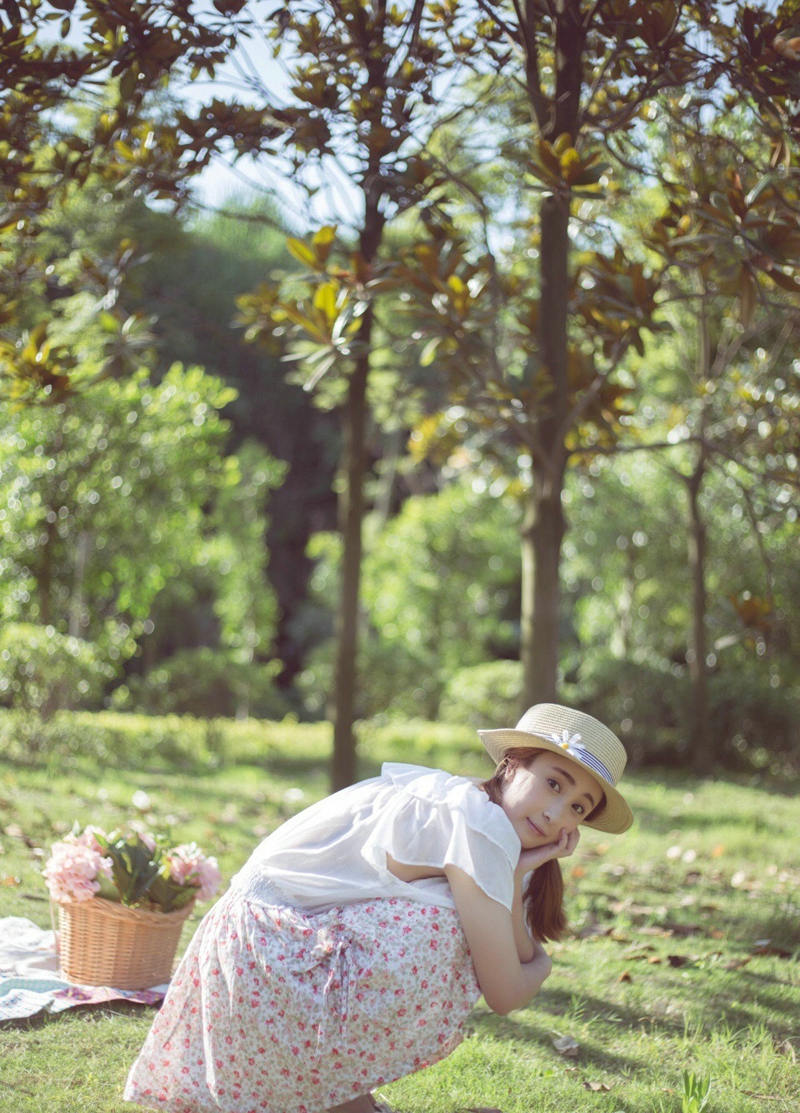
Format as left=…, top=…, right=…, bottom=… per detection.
left=736, top=474, right=777, bottom=605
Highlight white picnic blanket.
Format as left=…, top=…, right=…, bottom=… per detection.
left=0, top=916, right=167, bottom=1020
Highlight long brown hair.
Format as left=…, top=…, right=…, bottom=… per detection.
left=480, top=746, right=603, bottom=943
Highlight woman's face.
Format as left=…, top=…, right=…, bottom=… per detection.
left=499, top=751, right=604, bottom=849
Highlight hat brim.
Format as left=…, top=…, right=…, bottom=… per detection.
left=477, top=727, right=634, bottom=834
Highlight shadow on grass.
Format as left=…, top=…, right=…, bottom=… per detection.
left=0, top=999, right=156, bottom=1032
left=470, top=964, right=800, bottom=1076
left=470, top=997, right=659, bottom=1075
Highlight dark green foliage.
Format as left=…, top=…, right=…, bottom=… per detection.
left=562, top=652, right=799, bottom=778
left=439, top=660, right=523, bottom=730
left=101, top=832, right=161, bottom=906
left=121, top=647, right=290, bottom=721
left=0, top=623, right=115, bottom=717
left=126, top=202, right=339, bottom=688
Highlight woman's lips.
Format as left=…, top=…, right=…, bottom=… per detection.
left=527, top=819, right=545, bottom=837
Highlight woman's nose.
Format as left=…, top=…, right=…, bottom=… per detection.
left=545, top=800, right=566, bottom=824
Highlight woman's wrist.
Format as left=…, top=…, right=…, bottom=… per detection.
left=529, top=942, right=552, bottom=972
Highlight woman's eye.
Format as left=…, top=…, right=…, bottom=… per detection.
left=547, top=778, right=560, bottom=791
left=573, top=803, right=585, bottom=815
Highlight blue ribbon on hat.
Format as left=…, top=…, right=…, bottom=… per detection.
left=548, top=730, right=614, bottom=786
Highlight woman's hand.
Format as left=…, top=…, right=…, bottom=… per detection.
left=515, top=826, right=580, bottom=878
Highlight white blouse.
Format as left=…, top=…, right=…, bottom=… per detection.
left=231, top=763, right=522, bottom=914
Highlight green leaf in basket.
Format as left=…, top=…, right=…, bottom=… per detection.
left=95, top=873, right=121, bottom=902
left=146, top=873, right=197, bottom=912
left=105, top=834, right=161, bottom=905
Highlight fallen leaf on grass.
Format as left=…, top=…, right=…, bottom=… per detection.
left=1, top=876, right=21, bottom=886
left=667, top=955, right=693, bottom=968
left=647, top=956, right=663, bottom=964
left=774, top=1039, right=796, bottom=1061
left=583, top=1081, right=612, bottom=1092
left=609, top=899, right=669, bottom=919
left=618, top=971, right=633, bottom=983
left=552, top=1035, right=580, bottom=1057
left=661, top=922, right=703, bottom=936
left=577, top=923, right=614, bottom=939
left=3, top=825, right=38, bottom=848
left=724, top=956, right=751, bottom=971
left=752, top=941, right=794, bottom=959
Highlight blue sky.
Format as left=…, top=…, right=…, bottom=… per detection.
left=183, top=26, right=361, bottom=231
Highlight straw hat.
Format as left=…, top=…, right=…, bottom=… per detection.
left=478, top=703, right=633, bottom=834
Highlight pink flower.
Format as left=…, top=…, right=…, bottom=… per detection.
left=44, top=825, right=222, bottom=908
left=42, top=840, right=113, bottom=904
left=195, top=856, right=223, bottom=901
left=166, top=843, right=222, bottom=901
left=65, top=825, right=107, bottom=853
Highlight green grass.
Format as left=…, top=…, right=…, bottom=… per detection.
left=0, top=713, right=798, bottom=1113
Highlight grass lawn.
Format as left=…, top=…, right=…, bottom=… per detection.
left=0, top=715, right=798, bottom=1113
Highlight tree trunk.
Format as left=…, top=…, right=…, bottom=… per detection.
left=520, top=483, right=565, bottom=707
left=329, top=125, right=385, bottom=789
left=330, top=322, right=371, bottom=791
left=686, top=453, right=711, bottom=773
left=518, top=3, right=584, bottom=710
left=520, top=190, right=570, bottom=708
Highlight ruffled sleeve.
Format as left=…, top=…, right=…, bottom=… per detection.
left=361, top=763, right=521, bottom=912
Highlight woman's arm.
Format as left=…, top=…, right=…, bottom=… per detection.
left=510, top=872, right=536, bottom=963
left=509, top=825, right=580, bottom=963
left=445, top=864, right=552, bottom=1015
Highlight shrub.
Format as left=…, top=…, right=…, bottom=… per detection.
left=707, top=667, right=799, bottom=772
left=0, top=623, right=116, bottom=718
left=121, top=648, right=290, bottom=720
left=357, top=718, right=488, bottom=776
left=0, top=709, right=332, bottom=770
left=562, top=650, right=800, bottom=773
left=439, top=660, right=523, bottom=729
left=561, top=651, right=688, bottom=766
left=297, top=637, right=441, bottom=721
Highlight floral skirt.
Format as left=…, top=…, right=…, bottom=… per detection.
left=124, top=891, right=480, bottom=1113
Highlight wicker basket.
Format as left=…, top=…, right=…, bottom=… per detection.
left=57, top=896, right=195, bottom=990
